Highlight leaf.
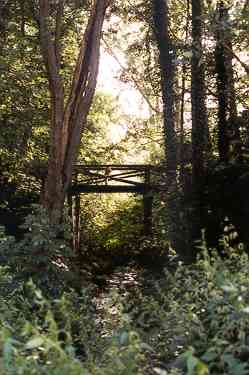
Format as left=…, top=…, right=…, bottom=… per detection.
left=201, top=350, right=218, bottom=362
left=3, top=339, right=14, bottom=364
left=223, top=353, right=249, bottom=374
left=182, top=51, right=192, bottom=58
left=140, top=342, right=153, bottom=351
left=221, top=284, right=237, bottom=293
left=196, top=361, right=209, bottom=375
left=26, top=337, right=44, bottom=349
left=187, top=355, right=209, bottom=375
left=34, top=290, right=43, bottom=299
left=242, top=306, right=249, bottom=314
left=119, top=331, right=129, bottom=346
left=187, top=355, right=199, bottom=374
left=153, top=367, right=168, bottom=375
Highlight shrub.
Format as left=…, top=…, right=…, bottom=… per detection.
left=0, top=205, right=76, bottom=295
left=117, top=236, right=249, bottom=374
left=0, top=274, right=143, bottom=375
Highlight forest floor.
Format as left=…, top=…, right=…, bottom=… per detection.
left=93, top=263, right=178, bottom=374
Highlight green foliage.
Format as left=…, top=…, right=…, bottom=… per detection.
left=79, top=194, right=143, bottom=253
left=0, top=272, right=143, bottom=375
left=79, top=92, right=127, bottom=164
left=2, top=222, right=249, bottom=374
left=0, top=205, right=75, bottom=294
left=108, top=237, right=249, bottom=374
left=100, top=197, right=143, bottom=251
left=0, top=280, right=95, bottom=374
left=184, top=250, right=249, bottom=374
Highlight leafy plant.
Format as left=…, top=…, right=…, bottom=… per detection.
left=0, top=205, right=76, bottom=295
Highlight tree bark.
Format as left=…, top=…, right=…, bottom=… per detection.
left=179, top=0, right=190, bottom=189
left=191, top=0, right=209, bottom=247
left=215, top=1, right=241, bottom=163
left=0, top=0, right=10, bottom=46
left=152, top=0, right=178, bottom=248
left=38, top=0, right=111, bottom=224
left=152, top=0, right=177, bottom=184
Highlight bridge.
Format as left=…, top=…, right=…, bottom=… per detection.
left=68, top=164, right=164, bottom=247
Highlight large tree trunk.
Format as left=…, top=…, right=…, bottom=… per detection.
left=152, top=0, right=178, bottom=248
left=191, top=0, right=209, bottom=248
left=215, top=1, right=241, bottom=163
left=38, top=0, right=111, bottom=223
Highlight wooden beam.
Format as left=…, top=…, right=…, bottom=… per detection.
left=74, top=164, right=152, bottom=171
left=70, top=184, right=146, bottom=194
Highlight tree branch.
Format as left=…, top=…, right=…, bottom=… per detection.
left=55, top=0, right=64, bottom=67
left=103, top=38, right=160, bottom=114
left=224, top=42, right=249, bottom=75
left=39, top=0, right=62, bottom=91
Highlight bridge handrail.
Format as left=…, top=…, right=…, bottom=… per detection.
left=73, top=164, right=163, bottom=171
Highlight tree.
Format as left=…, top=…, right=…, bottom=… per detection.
left=191, top=0, right=209, bottom=246
left=0, top=0, right=10, bottom=42
left=151, top=0, right=178, bottom=247
left=215, top=1, right=241, bottom=163
left=38, top=0, right=111, bottom=223
left=151, top=0, right=177, bottom=185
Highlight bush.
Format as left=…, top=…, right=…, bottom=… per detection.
left=0, top=205, right=77, bottom=295
left=180, top=249, right=249, bottom=374
left=0, top=273, right=143, bottom=375
left=116, top=237, right=249, bottom=374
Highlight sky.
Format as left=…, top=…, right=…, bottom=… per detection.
left=97, top=48, right=152, bottom=148
left=97, top=48, right=150, bottom=118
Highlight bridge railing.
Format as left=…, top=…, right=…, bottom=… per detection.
left=69, top=164, right=165, bottom=238
left=72, top=164, right=164, bottom=189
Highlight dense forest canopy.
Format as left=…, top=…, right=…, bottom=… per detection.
left=0, top=1, right=249, bottom=373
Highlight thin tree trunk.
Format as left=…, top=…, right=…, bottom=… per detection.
left=0, top=0, right=10, bottom=48
left=152, top=0, right=177, bottom=184
left=215, top=1, right=241, bottom=163
left=215, top=3, right=229, bottom=162
left=179, top=67, right=186, bottom=188
left=152, top=0, right=177, bottom=248
left=191, top=0, right=209, bottom=248
left=179, top=0, right=190, bottom=189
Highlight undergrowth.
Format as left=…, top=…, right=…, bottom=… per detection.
left=1, top=208, right=249, bottom=374
left=118, top=236, right=249, bottom=374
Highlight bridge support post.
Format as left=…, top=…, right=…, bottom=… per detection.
left=69, top=175, right=81, bottom=251
left=67, top=190, right=73, bottom=249
left=67, top=189, right=73, bottom=221
left=73, top=193, right=81, bottom=251
left=143, top=192, right=153, bottom=236
left=143, top=167, right=153, bottom=236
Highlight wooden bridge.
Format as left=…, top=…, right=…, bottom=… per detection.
left=69, top=164, right=164, bottom=245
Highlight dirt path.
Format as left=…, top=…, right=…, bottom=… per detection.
left=93, top=265, right=173, bottom=374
